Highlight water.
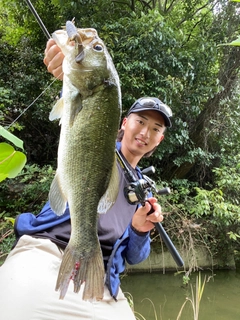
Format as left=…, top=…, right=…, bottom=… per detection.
left=121, top=270, right=240, bottom=320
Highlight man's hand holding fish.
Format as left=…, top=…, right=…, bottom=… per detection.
left=44, top=38, right=64, bottom=80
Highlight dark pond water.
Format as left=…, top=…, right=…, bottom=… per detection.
left=121, top=270, right=240, bottom=320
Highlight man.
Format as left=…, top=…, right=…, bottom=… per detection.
left=0, top=40, right=172, bottom=320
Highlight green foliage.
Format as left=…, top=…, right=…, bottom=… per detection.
left=0, top=164, right=54, bottom=216
left=0, top=37, right=61, bottom=164
left=0, top=93, right=27, bottom=184
left=0, top=1, right=62, bottom=166
left=0, top=126, right=24, bottom=149
left=0, top=222, right=15, bottom=265
left=191, top=187, right=240, bottom=225
left=223, top=36, right=240, bottom=46
left=166, top=155, right=240, bottom=227
left=0, top=87, right=12, bottom=126
left=0, top=142, right=27, bottom=182
left=213, top=157, right=240, bottom=204
left=187, top=154, right=240, bottom=226
left=228, top=231, right=240, bottom=241
left=222, top=0, right=240, bottom=46
left=0, top=163, right=54, bottom=263
left=153, top=155, right=240, bottom=270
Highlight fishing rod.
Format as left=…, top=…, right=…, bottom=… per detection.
left=25, top=0, right=51, bottom=39
left=116, top=149, right=184, bottom=268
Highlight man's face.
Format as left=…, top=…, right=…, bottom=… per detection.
left=121, top=110, right=165, bottom=160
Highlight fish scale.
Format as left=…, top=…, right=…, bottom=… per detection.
left=49, top=21, right=121, bottom=301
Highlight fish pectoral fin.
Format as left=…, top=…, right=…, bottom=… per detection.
left=97, top=158, right=119, bottom=214
left=49, top=171, right=67, bottom=215
left=49, top=98, right=64, bottom=121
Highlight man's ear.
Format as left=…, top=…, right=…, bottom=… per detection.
left=157, top=134, right=164, bottom=145
left=121, top=117, right=128, bottom=130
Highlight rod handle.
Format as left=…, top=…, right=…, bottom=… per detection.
left=154, top=222, right=184, bottom=267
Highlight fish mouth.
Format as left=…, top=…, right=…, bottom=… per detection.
left=66, top=20, right=85, bottom=63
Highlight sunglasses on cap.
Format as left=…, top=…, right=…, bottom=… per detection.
left=127, top=97, right=172, bottom=127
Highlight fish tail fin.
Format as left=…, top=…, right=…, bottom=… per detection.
left=78, top=253, right=105, bottom=301
left=56, top=244, right=105, bottom=301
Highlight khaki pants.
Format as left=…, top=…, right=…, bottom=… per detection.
left=0, top=235, right=136, bottom=320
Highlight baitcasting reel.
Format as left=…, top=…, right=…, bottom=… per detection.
left=115, top=149, right=170, bottom=206
left=124, top=166, right=171, bottom=206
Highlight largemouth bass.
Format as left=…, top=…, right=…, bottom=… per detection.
left=49, top=21, right=121, bottom=301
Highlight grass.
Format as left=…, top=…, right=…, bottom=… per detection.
left=125, top=272, right=206, bottom=320
left=176, top=273, right=206, bottom=320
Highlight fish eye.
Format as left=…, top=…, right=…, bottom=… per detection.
left=94, top=44, right=103, bottom=51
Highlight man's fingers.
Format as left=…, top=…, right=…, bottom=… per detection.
left=43, top=43, right=64, bottom=80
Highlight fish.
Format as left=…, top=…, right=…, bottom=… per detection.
left=48, top=21, right=121, bottom=301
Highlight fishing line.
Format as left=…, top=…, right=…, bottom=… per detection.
left=7, top=1, right=60, bottom=129
left=6, top=75, right=62, bottom=129
left=6, top=1, right=61, bottom=129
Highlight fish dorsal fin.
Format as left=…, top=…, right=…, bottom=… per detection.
left=97, top=157, right=119, bottom=214
left=49, top=171, right=67, bottom=215
left=49, top=98, right=64, bottom=121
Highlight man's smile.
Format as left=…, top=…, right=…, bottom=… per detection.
left=135, top=138, right=147, bottom=146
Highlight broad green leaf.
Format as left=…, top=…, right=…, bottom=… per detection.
left=0, top=172, right=8, bottom=182
left=0, top=142, right=27, bottom=182
left=0, top=125, right=24, bottom=150
left=4, top=217, right=15, bottom=225
left=220, top=36, right=240, bottom=47
left=227, top=37, right=240, bottom=46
